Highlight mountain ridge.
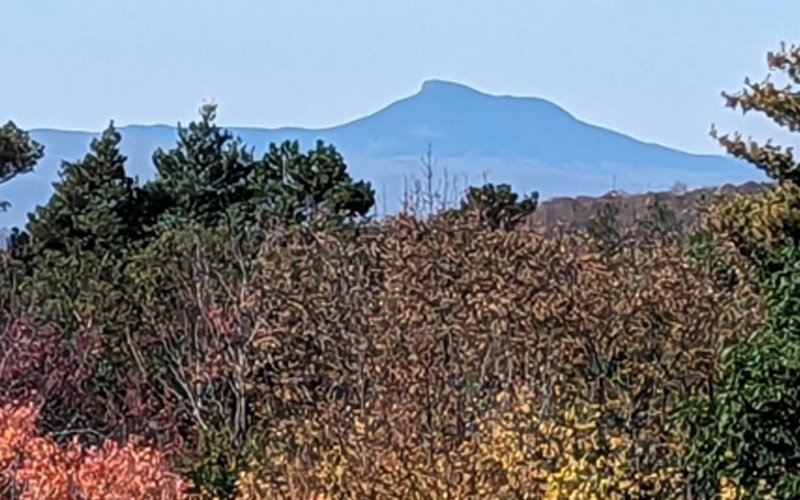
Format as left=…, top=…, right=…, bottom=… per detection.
left=0, top=79, right=764, bottom=229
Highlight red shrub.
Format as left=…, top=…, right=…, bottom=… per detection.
left=0, top=316, right=100, bottom=409
left=0, top=403, right=190, bottom=500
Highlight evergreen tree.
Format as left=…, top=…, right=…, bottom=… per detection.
left=0, top=121, right=44, bottom=314
left=586, top=202, right=622, bottom=255
left=0, top=120, right=44, bottom=211
left=145, top=103, right=375, bottom=234
left=256, top=139, right=375, bottom=228
left=457, top=182, right=538, bottom=230
left=21, top=121, right=144, bottom=327
left=12, top=123, right=147, bottom=442
left=145, top=103, right=257, bottom=231
left=25, top=122, right=143, bottom=257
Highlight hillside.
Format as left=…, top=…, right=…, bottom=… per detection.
left=530, top=180, right=771, bottom=231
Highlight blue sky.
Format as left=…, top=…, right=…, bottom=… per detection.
left=2, top=0, right=800, bottom=155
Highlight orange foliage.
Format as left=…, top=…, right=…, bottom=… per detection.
left=0, top=403, right=189, bottom=500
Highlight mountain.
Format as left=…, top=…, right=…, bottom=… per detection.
left=0, top=79, right=763, bottom=229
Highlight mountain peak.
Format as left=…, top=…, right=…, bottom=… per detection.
left=416, top=80, right=488, bottom=101
left=410, top=79, right=570, bottom=119
left=419, top=79, right=482, bottom=94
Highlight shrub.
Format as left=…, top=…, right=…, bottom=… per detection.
left=0, top=403, right=188, bottom=500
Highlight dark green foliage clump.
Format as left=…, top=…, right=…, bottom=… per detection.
left=586, top=202, right=622, bottom=255
left=457, top=182, right=538, bottom=230
left=26, top=123, right=145, bottom=258
left=20, top=123, right=142, bottom=328
left=0, top=121, right=44, bottom=307
left=0, top=120, right=44, bottom=211
left=681, top=242, right=800, bottom=500
left=146, top=103, right=375, bottom=236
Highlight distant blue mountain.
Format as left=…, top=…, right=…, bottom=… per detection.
left=0, top=79, right=763, bottom=228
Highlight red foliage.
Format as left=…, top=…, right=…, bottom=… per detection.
left=0, top=316, right=101, bottom=409
left=0, top=403, right=189, bottom=500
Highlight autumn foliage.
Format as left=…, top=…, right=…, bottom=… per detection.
left=0, top=403, right=187, bottom=500
left=3, top=205, right=757, bottom=499
left=3, top=41, right=800, bottom=500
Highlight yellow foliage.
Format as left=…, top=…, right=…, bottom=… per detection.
left=235, top=386, right=697, bottom=500
left=173, top=215, right=754, bottom=500
left=703, top=182, right=800, bottom=262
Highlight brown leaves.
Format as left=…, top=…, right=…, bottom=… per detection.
left=0, top=210, right=750, bottom=498
left=219, top=216, right=751, bottom=500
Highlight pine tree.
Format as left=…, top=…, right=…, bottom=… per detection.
left=12, top=124, right=152, bottom=446
left=145, top=103, right=257, bottom=231
left=256, top=139, right=375, bottom=227
left=26, top=122, right=143, bottom=257
left=0, top=120, right=44, bottom=211
left=456, top=182, right=538, bottom=230
left=145, top=103, right=375, bottom=234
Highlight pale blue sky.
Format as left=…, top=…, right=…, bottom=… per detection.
left=2, top=0, right=800, bottom=155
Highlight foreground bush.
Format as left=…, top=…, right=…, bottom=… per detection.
left=232, top=386, right=741, bottom=500
left=0, top=316, right=111, bottom=447
left=0, top=403, right=188, bottom=500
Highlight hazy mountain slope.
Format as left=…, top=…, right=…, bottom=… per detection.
left=0, top=79, right=762, bottom=228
